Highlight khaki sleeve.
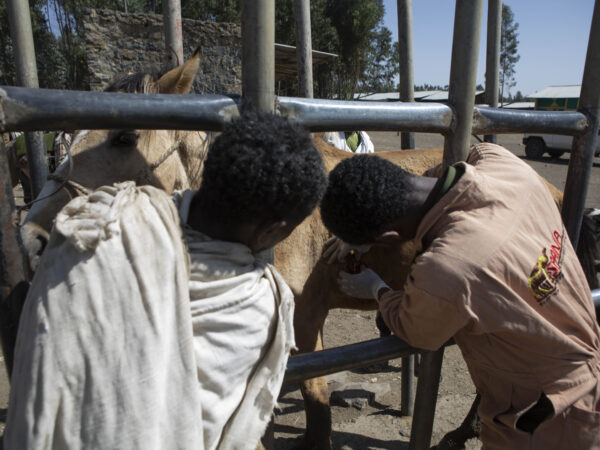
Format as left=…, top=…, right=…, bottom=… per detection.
left=378, top=257, right=470, bottom=351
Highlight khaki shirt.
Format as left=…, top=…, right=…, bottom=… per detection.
left=379, top=143, right=600, bottom=449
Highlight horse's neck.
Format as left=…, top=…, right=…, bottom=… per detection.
left=177, top=131, right=211, bottom=190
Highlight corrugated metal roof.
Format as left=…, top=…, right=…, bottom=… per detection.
left=354, top=92, right=401, bottom=101
left=528, top=85, right=581, bottom=99
left=416, top=90, right=485, bottom=101
left=501, top=102, right=535, bottom=109
left=353, top=89, right=487, bottom=102
left=274, top=43, right=337, bottom=82
left=414, top=90, right=442, bottom=99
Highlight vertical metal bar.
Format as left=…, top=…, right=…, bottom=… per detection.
left=6, top=0, right=48, bottom=198
left=397, top=0, right=415, bottom=149
left=397, top=0, right=416, bottom=416
left=241, top=0, right=275, bottom=113
left=401, top=352, right=415, bottom=416
left=294, top=0, right=314, bottom=98
left=242, top=5, right=275, bottom=446
left=561, top=0, right=600, bottom=247
left=408, top=348, right=445, bottom=450
left=443, top=0, right=484, bottom=166
left=0, top=142, right=30, bottom=379
left=408, top=2, right=483, bottom=447
left=484, top=0, right=502, bottom=144
left=163, top=0, right=184, bottom=69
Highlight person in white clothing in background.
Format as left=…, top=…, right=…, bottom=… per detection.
left=323, top=130, right=374, bottom=154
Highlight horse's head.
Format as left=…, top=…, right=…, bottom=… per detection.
left=21, top=49, right=211, bottom=270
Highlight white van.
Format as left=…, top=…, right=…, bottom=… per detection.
left=522, top=133, right=600, bottom=159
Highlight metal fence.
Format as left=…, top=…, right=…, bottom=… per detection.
left=1, top=0, right=600, bottom=449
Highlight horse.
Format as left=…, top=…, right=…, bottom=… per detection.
left=20, top=49, right=210, bottom=271
left=16, top=53, right=596, bottom=450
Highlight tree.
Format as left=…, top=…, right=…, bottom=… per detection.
left=181, top=0, right=240, bottom=22
left=0, top=1, right=64, bottom=89
left=500, top=4, right=520, bottom=106
left=357, top=25, right=396, bottom=94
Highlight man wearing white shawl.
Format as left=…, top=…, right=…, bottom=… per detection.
left=5, top=111, right=327, bottom=450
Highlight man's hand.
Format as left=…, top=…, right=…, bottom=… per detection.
left=338, top=267, right=390, bottom=300
left=322, top=236, right=372, bottom=264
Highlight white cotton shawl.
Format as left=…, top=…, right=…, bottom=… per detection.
left=5, top=183, right=296, bottom=450
left=175, top=190, right=296, bottom=450
left=5, top=182, right=202, bottom=450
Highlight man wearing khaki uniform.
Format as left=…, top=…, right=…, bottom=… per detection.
left=320, top=143, right=600, bottom=449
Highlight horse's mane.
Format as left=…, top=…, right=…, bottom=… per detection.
left=104, top=71, right=160, bottom=94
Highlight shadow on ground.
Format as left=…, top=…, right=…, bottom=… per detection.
left=275, top=423, right=410, bottom=450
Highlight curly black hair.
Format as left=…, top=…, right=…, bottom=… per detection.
left=194, top=110, right=327, bottom=226
left=320, top=154, right=416, bottom=244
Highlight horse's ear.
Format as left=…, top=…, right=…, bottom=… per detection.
left=158, top=47, right=201, bottom=94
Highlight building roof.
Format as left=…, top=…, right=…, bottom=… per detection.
left=354, top=92, right=401, bottom=101
left=501, top=101, right=535, bottom=109
left=275, top=43, right=337, bottom=82
left=414, top=90, right=443, bottom=100
left=528, top=85, right=581, bottom=99
left=353, top=89, right=487, bottom=102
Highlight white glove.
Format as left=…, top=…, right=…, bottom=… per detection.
left=338, top=268, right=390, bottom=300
left=322, top=236, right=372, bottom=264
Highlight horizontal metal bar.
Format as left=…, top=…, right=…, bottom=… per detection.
left=285, top=288, right=600, bottom=385
left=284, top=335, right=430, bottom=385
left=0, top=86, right=241, bottom=132
left=472, top=106, right=589, bottom=135
left=0, top=86, right=593, bottom=136
left=0, top=86, right=453, bottom=133
left=278, top=96, right=453, bottom=133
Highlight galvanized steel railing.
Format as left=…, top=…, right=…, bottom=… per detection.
left=0, top=85, right=592, bottom=137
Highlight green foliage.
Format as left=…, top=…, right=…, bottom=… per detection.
left=358, top=25, right=396, bottom=94
left=414, top=83, right=448, bottom=91
left=275, top=0, right=394, bottom=99
left=0, top=1, right=64, bottom=88
left=500, top=4, right=520, bottom=103
left=182, top=0, right=240, bottom=22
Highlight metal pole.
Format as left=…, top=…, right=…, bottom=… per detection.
left=0, top=141, right=30, bottom=379
left=6, top=0, right=48, bottom=198
left=401, top=352, right=415, bottom=416
left=410, top=1, right=483, bottom=447
left=443, top=0, right=484, bottom=166
left=484, top=0, right=502, bottom=143
left=398, top=0, right=415, bottom=149
left=163, top=0, right=184, bottom=69
left=562, top=0, right=600, bottom=247
left=397, top=0, right=416, bottom=417
left=2, top=86, right=592, bottom=135
left=408, top=348, right=445, bottom=450
left=241, top=0, right=275, bottom=113
left=294, top=0, right=313, bottom=98
left=241, top=6, right=275, bottom=445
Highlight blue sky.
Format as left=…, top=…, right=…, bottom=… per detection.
left=382, top=0, right=595, bottom=97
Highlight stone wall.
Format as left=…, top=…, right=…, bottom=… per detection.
left=82, top=8, right=241, bottom=95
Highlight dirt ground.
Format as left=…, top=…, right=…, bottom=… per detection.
left=1, top=132, right=599, bottom=448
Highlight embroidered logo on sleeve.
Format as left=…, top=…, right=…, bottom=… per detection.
left=528, top=230, right=564, bottom=304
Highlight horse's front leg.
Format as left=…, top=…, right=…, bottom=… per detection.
left=292, top=264, right=334, bottom=450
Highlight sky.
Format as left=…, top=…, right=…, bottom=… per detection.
left=381, top=0, right=595, bottom=97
